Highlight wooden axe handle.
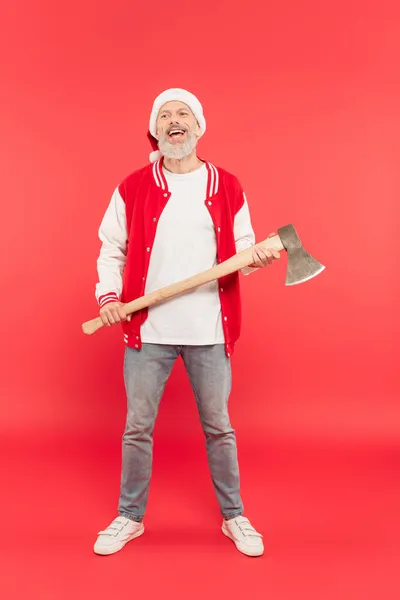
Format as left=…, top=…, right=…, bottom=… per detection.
left=82, top=235, right=284, bottom=335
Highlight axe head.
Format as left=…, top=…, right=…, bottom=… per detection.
left=277, top=224, right=325, bottom=286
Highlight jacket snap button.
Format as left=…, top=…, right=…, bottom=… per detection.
left=146, top=247, right=150, bottom=252
left=153, top=217, right=157, bottom=222
left=208, top=201, right=212, bottom=206
left=224, top=316, right=228, bottom=321
left=163, top=193, right=168, bottom=197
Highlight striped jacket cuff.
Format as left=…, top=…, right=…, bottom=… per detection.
left=98, top=292, right=119, bottom=308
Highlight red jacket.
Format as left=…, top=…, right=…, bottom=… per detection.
left=98, top=158, right=251, bottom=357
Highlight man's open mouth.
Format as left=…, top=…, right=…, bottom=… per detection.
left=167, top=127, right=187, bottom=141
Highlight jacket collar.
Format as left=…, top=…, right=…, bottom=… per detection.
left=151, top=157, right=219, bottom=199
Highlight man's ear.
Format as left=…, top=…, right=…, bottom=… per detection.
left=195, top=120, right=202, bottom=138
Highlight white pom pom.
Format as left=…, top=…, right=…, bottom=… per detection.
left=149, top=150, right=162, bottom=163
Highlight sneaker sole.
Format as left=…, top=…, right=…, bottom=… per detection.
left=94, top=524, right=145, bottom=556
left=221, top=524, right=264, bottom=557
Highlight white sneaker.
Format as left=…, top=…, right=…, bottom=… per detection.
left=93, top=516, right=144, bottom=555
left=222, top=516, right=264, bottom=557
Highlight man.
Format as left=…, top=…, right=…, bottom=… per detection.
left=93, top=88, right=280, bottom=557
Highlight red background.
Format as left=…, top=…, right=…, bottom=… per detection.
left=1, top=1, right=399, bottom=599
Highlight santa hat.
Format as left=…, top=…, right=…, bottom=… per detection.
left=148, top=88, right=206, bottom=163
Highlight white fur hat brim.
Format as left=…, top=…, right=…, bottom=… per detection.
left=149, top=88, right=206, bottom=140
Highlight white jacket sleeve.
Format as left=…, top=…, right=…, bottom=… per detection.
left=95, top=187, right=128, bottom=307
left=234, top=192, right=259, bottom=276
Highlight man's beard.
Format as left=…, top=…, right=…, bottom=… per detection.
left=158, top=130, right=198, bottom=160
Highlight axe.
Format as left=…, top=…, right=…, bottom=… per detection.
left=82, top=224, right=325, bottom=335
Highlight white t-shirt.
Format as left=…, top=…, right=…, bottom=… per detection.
left=140, top=164, right=225, bottom=344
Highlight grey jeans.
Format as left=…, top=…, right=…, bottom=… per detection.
left=118, top=343, right=244, bottom=522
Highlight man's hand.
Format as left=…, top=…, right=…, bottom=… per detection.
left=99, top=301, right=131, bottom=327
left=248, top=233, right=280, bottom=269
